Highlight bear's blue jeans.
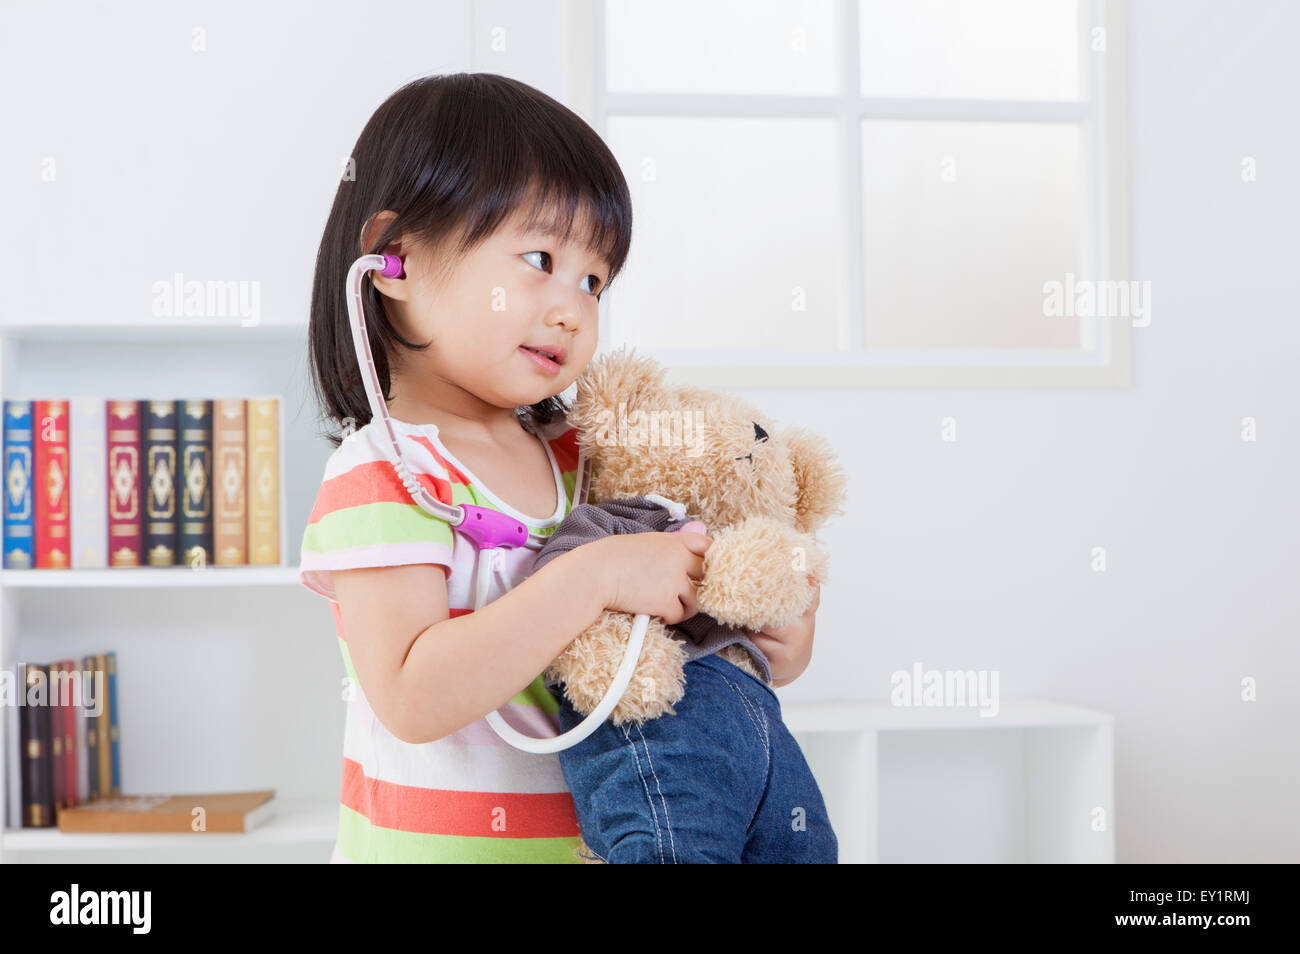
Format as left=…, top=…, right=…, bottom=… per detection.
left=553, top=653, right=838, bottom=864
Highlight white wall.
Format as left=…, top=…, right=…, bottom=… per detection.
left=771, top=0, right=1300, bottom=863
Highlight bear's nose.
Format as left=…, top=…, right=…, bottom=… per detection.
left=753, top=422, right=769, bottom=442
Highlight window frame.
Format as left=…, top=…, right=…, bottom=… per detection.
left=571, top=0, right=1132, bottom=389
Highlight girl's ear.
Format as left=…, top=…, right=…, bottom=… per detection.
left=360, top=210, right=411, bottom=299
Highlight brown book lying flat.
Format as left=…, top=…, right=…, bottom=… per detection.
left=57, top=790, right=275, bottom=833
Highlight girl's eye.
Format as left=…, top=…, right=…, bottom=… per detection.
left=522, top=250, right=551, bottom=272
left=522, top=251, right=603, bottom=298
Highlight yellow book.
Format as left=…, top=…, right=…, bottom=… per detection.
left=213, top=399, right=248, bottom=565
left=94, top=654, right=111, bottom=804
left=247, top=397, right=280, bottom=566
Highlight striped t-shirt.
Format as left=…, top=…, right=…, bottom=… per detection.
left=299, top=413, right=586, bottom=863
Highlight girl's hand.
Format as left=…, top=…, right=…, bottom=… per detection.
left=743, top=578, right=820, bottom=688
left=588, top=530, right=713, bottom=625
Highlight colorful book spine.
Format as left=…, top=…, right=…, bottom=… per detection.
left=94, top=654, right=111, bottom=803
left=106, top=652, right=121, bottom=797
left=21, top=664, right=54, bottom=826
left=143, top=400, right=180, bottom=566
left=83, top=654, right=99, bottom=802
left=213, top=399, right=248, bottom=565
left=3, top=401, right=35, bottom=569
left=178, top=400, right=214, bottom=568
left=247, top=397, right=280, bottom=566
left=70, top=397, right=108, bottom=568
left=33, top=400, right=71, bottom=569
left=107, top=400, right=144, bottom=567
left=2, top=402, right=34, bottom=571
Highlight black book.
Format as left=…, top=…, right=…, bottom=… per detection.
left=178, top=400, right=214, bottom=568
left=143, top=400, right=181, bottom=566
left=20, top=663, right=55, bottom=827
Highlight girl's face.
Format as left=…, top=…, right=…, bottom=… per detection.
left=376, top=203, right=609, bottom=421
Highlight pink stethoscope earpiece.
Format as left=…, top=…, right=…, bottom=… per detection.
left=378, top=254, right=405, bottom=279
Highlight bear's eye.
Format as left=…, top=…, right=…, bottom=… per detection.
left=753, top=422, right=769, bottom=443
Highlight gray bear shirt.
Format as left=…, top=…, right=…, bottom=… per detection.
left=530, top=497, right=773, bottom=685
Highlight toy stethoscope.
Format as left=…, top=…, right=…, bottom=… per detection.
left=346, top=252, right=651, bottom=754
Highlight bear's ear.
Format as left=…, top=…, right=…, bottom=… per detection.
left=569, top=345, right=671, bottom=439
left=783, top=427, right=848, bottom=534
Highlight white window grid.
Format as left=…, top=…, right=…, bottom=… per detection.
left=580, top=0, right=1131, bottom=388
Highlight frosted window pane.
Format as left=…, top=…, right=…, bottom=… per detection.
left=860, top=0, right=1079, bottom=100
left=861, top=121, right=1084, bottom=348
left=606, top=0, right=837, bottom=95
left=604, top=117, right=840, bottom=351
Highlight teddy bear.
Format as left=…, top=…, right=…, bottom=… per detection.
left=528, top=346, right=848, bottom=863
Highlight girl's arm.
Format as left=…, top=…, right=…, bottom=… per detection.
left=332, top=531, right=711, bottom=744
left=334, top=547, right=607, bottom=744
left=743, top=579, right=821, bottom=688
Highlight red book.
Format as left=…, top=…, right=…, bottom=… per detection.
left=107, top=400, right=143, bottom=567
left=34, top=400, right=71, bottom=569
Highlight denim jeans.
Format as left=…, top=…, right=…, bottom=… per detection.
left=554, top=653, right=838, bottom=864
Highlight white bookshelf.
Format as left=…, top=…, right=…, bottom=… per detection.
left=0, top=797, right=336, bottom=864
left=0, top=320, right=343, bottom=864
left=0, top=320, right=309, bottom=344
left=0, top=567, right=303, bottom=588
left=781, top=697, right=1116, bottom=864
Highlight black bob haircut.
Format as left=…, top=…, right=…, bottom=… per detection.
left=308, top=72, right=633, bottom=448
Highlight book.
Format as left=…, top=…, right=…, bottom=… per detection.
left=50, top=661, right=64, bottom=811
left=106, top=652, right=121, bottom=797
left=74, top=662, right=89, bottom=805
left=3, top=400, right=34, bottom=569
left=57, top=790, right=275, bottom=834
left=178, top=400, right=213, bottom=568
left=70, top=397, right=108, bottom=568
left=107, top=400, right=144, bottom=567
left=34, top=400, right=71, bottom=568
left=62, top=658, right=78, bottom=808
left=213, top=399, right=248, bottom=565
left=143, top=400, right=180, bottom=566
left=82, top=655, right=99, bottom=802
left=95, top=654, right=110, bottom=802
left=5, top=663, right=23, bottom=828
left=247, top=397, right=280, bottom=565
left=21, top=663, right=55, bottom=826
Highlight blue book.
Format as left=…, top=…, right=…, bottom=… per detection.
left=106, top=652, right=121, bottom=796
left=3, top=401, right=34, bottom=569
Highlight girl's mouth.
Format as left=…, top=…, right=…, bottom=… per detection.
left=518, top=345, right=561, bottom=375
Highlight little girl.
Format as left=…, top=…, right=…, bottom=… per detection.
left=298, top=73, right=818, bottom=864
